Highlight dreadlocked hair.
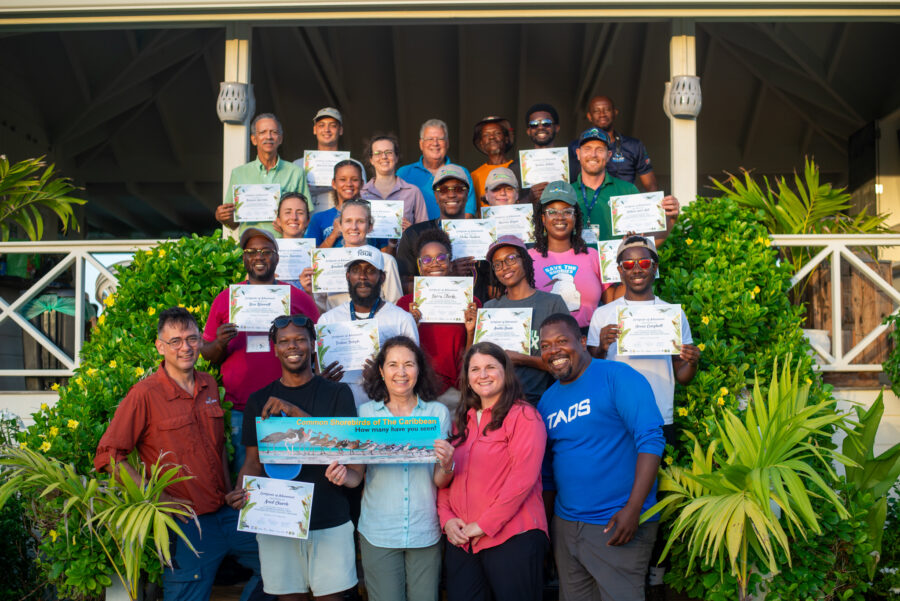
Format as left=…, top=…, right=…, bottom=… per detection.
left=489, top=245, right=535, bottom=295
left=532, top=201, right=588, bottom=257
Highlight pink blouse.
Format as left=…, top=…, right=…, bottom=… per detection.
left=437, top=402, right=548, bottom=553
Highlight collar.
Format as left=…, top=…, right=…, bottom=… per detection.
left=466, top=405, right=493, bottom=420
left=372, top=397, right=426, bottom=413
left=251, top=156, right=284, bottom=173
left=156, top=362, right=207, bottom=401
left=362, top=177, right=407, bottom=198
left=417, top=155, right=452, bottom=170
left=576, top=171, right=611, bottom=192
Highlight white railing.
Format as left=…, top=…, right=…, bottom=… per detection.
left=0, top=240, right=163, bottom=380
left=771, top=234, right=900, bottom=372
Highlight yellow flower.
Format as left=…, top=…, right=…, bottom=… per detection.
left=178, top=303, right=185, bottom=308
left=145, top=250, right=153, bottom=256
left=109, top=360, right=117, bottom=369
left=75, top=377, right=84, bottom=387
left=50, top=383, right=60, bottom=391
left=103, top=294, right=115, bottom=307
left=40, top=403, right=49, bottom=411
left=67, top=419, right=79, bottom=430
left=750, top=291, right=756, bottom=299
left=158, top=248, right=167, bottom=258
left=685, top=238, right=693, bottom=245
left=49, top=529, right=59, bottom=543
left=19, top=442, right=27, bottom=449
left=753, top=285, right=761, bottom=294
left=98, top=314, right=106, bottom=326
left=664, top=456, right=674, bottom=466
left=805, top=377, right=812, bottom=385
left=49, top=427, right=59, bottom=437
left=719, top=387, right=729, bottom=396
left=756, top=236, right=769, bottom=245
left=39, top=441, right=51, bottom=452
left=718, top=397, right=726, bottom=406
left=697, top=343, right=706, bottom=351
left=701, top=315, right=710, bottom=325
left=86, top=368, right=97, bottom=376
left=135, top=366, right=145, bottom=377
left=677, top=407, right=689, bottom=417
left=148, top=307, right=156, bottom=316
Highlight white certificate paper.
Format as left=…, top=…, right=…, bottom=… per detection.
left=482, top=204, right=535, bottom=244
left=581, top=226, right=599, bottom=246
left=233, top=184, right=281, bottom=223
left=369, top=200, right=405, bottom=239
left=518, top=148, right=569, bottom=188
left=442, top=219, right=497, bottom=261
left=616, top=304, right=683, bottom=355
left=302, top=150, right=350, bottom=187
left=311, top=248, right=355, bottom=294
left=315, top=321, right=380, bottom=371
left=610, top=191, right=667, bottom=235
left=597, top=237, right=657, bottom=284
left=413, top=277, right=473, bottom=323
left=276, top=238, right=316, bottom=281
left=237, top=476, right=313, bottom=539
left=474, top=308, right=532, bottom=354
left=229, top=285, right=291, bottom=332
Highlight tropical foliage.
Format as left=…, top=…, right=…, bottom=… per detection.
left=0, top=155, right=85, bottom=241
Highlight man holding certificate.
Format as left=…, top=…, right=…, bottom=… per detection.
left=200, top=227, right=320, bottom=470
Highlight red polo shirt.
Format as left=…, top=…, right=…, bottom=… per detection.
left=94, top=364, right=228, bottom=516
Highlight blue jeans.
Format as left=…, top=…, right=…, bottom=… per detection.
left=163, top=505, right=261, bottom=601
left=231, top=409, right=247, bottom=473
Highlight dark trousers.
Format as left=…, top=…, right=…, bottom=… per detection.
left=444, top=529, right=548, bottom=601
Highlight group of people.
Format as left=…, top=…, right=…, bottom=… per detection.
left=93, top=99, right=703, bottom=601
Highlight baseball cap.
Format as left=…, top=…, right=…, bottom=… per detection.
left=239, top=226, right=277, bottom=249
left=525, top=103, right=559, bottom=125
left=313, top=107, right=343, bottom=124
left=344, top=245, right=385, bottom=271
left=484, top=167, right=519, bottom=191
left=539, top=180, right=577, bottom=206
left=578, top=127, right=611, bottom=147
left=433, top=164, right=469, bottom=188
left=616, top=236, right=659, bottom=262
left=473, top=116, right=515, bottom=154
left=486, top=235, right=527, bottom=264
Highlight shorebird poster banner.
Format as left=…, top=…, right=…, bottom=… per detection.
left=237, top=475, right=314, bottom=539
left=256, top=416, right=442, bottom=464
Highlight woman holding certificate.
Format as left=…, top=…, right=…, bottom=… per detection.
left=396, top=228, right=479, bottom=409
left=437, top=342, right=548, bottom=601
left=340, top=336, right=454, bottom=601
left=529, top=180, right=607, bottom=333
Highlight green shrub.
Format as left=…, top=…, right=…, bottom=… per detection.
left=15, top=233, right=244, bottom=599
left=870, top=484, right=900, bottom=599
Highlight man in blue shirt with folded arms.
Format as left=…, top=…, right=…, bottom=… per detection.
left=538, top=312, right=664, bottom=601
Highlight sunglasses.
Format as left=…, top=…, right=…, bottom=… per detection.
left=434, top=185, right=468, bottom=195
left=528, top=119, right=554, bottom=128
left=419, top=253, right=450, bottom=266
left=273, top=314, right=314, bottom=330
left=243, top=249, right=276, bottom=257
left=619, top=259, right=655, bottom=270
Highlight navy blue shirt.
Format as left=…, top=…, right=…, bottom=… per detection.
left=568, top=131, right=654, bottom=184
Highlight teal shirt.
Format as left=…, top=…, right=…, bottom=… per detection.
left=573, top=172, right=638, bottom=240
left=225, top=156, right=311, bottom=235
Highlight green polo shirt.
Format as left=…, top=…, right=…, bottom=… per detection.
left=573, top=172, right=638, bottom=240
left=225, top=156, right=311, bottom=235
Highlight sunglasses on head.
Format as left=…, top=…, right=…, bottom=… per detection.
left=619, top=258, right=655, bottom=270
left=272, top=314, right=314, bottom=331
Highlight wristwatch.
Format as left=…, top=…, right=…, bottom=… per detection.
left=441, top=461, right=455, bottom=474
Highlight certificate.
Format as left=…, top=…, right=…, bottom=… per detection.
left=315, top=320, right=380, bottom=372
left=518, top=148, right=569, bottom=188
left=597, top=237, right=657, bottom=284
left=232, top=184, right=280, bottom=223
left=610, top=191, right=667, bottom=235
left=302, top=150, right=350, bottom=187
left=581, top=226, right=599, bottom=246
left=474, top=308, right=532, bottom=354
left=369, top=200, right=405, bottom=239
left=482, top=204, right=535, bottom=244
left=237, top=476, right=313, bottom=539
left=229, top=285, right=290, bottom=332
left=276, top=238, right=316, bottom=281
left=616, top=304, right=683, bottom=355
left=413, top=277, right=473, bottom=323
left=311, top=248, right=355, bottom=294
left=442, top=219, right=497, bottom=261
left=256, top=416, right=441, bottom=464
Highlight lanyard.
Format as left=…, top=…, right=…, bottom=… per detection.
left=350, top=297, right=381, bottom=321
left=580, top=181, right=604, bottom=224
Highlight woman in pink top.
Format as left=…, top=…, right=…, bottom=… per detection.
left=528, top=180, right=608, bottom=332
left=437, top=342, right=548, bottom=601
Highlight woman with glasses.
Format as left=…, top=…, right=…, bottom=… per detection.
left=437, top=342, right=548, bottom=601
left=396, top=228, right=479, bottom=410
left=528, top=180, right=607, bottom=334
left=337, top=336, right=454, bottom=601
left=484, top=236, right=568, bottom=405
left=361, top=134, right=430, bottom=242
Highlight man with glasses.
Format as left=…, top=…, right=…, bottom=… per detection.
left=397, top=118, right=477, bottom=219
left=217, top=113, right=310, bottom=234
left=396, top=164, right=491, bottom=300
left=96, top=307, right=264, bottom=601
left=200, top=227, right=320, bottom=470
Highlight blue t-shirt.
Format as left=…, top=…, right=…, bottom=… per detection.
left=538, top=359, right=664, bottom=524
left=306, top=207, right=342, bottom=247
left=397, top=157, right=477, bottom=219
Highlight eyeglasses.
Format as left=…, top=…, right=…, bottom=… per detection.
left=372, top=150, right=395, bottom=158
left=434, top=185, right=468, bottom=195
left=528, top=119, right=554, bottom=128
left=491, top=254, right=522, bottom=272
left=422, top=137, right=447, bottom=143
left=159, top=335, right=201, bottom=349
left=273, top=315, right=313, bottom=329
left=243, top=249, right=277, bottom=258
left=619, top=258, right=655, bottom=270
left=419, top=253, right=449, bottom=266
left=348, top=263, right=380, bottom=277
left=543, top=208, right=575, bottom=218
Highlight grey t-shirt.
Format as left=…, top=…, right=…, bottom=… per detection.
left=484, top=290, right=569, bottom=404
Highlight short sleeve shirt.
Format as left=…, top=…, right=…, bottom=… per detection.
left=396, top=157, right=477, bottom=219
left=567, top=132, right=654, bottom=184
left=573, top=173, right=639, bottom=240
left=225, top=157, right=311, bottom=234
left=528, top=247, right=608, bottom=328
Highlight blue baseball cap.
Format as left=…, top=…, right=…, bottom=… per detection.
left=578, top=127, right=611, bottom=147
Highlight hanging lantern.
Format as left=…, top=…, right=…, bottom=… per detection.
left=216, top=82, right=255, bottom=124
left=665, top=75, right=702, bottom=120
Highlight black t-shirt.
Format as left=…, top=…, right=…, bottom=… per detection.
left=242, top=376, right=356, bottom=530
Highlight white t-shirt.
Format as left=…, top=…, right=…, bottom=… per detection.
left=586, top=296, right=693, bottom=425
left=318, top=301, right=419, bottom=407
left=313, top=253, right=404, bottom=313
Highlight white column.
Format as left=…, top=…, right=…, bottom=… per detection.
left=222, top=23, right=252, bottom=235
left=669, top=19, right=698, bottom=204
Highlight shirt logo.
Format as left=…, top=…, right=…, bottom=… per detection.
left=543, top=264, right=578, bottom=279
left=545, top=398, right=591, bottom=430
left=205, top=397, right=218, bottom=404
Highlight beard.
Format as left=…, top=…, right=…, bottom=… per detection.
left=349, top=279, right=383, bottom=307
